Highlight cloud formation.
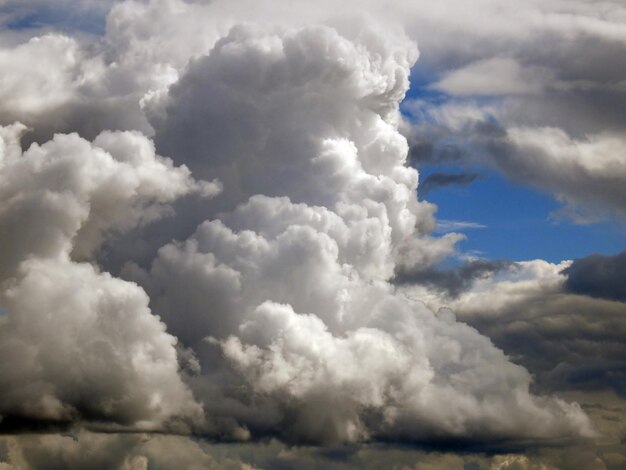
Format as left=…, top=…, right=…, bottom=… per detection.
left=124, top=20, right=593, bottom=446
left=564, top=250, right=626, bottom=302
left=0, top=123, right=214, bottom=430
left=0, top=0, right=623, bottom=467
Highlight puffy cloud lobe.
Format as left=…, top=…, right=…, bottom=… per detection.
left=0, top=258, right=202, bottom=428
left=406, top=258, right=626, bottom=401
left=0, top=2, right=217, bottom=144
left=0, top=124, right=214, bottom=429
left=218, top=298, right=593, bottom=444
left=0, top=34, right=85, bottom=118
left=564, top=250, right=626, bottom=302
left=0, top=124, right=218, bottom=271
left=152, top=24, right=418, bottom=214
left=135, top=196, right=394, bottom=343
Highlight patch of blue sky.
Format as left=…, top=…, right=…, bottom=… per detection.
left=420, top=165, right=626, bottom=263
left=1, top=3, right=107, bottom=36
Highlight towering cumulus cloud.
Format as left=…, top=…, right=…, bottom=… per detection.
left=125, top=22, right=593, bottom=444
left=0, top=0, right=605, bottom=463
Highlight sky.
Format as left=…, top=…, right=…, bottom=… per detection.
left=0, top=1, right=625, bottom=469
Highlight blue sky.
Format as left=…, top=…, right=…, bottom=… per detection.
left=1, top=2, right=109, bottom=35
left=421, top=165, right=626, bottom=262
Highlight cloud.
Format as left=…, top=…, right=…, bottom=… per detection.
left=118, top=21, right=595, bottom=446
left=393, top=259, right=511, bottom=297
left=0, top=431, right=254, bottom=470
left=501, top=127, right=626, bottom=222
left=0, top=34, right=85, bottom=117
left=435, top=220, right=486, bottom=232
left=0, top=0, right=622, bottom=465
left=396, top=0, right=626, bottom=225
left=563, top=250, right=626, bottom=302
left=0, top=123, right=214, bottom=430
left=419, top=171, right=482, bottom=196
left=433, top=58, right=554, bottom=97
left=0, top=124, right=217, bottom=272
left=0, top=257, right=202, bottom=430
left=404, top=258, right=626, bottom=403
left=403, top=102, right=626, bottom=222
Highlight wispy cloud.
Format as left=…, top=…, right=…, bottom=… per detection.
left=436, top=219, right=487, bottom=232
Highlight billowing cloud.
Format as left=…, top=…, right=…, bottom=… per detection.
left=0, top=257, right=202, bottom=429
left=0, top=430, right=621, bottom=470
left=118, top=21, right=595, bottom=446
left=0, top=123, right=214, bottom=430
left=403, top=257, right=626, bottom=404
left=0, top=0, right=623, bottom=467
left=0, top=431, right=255, bottom=469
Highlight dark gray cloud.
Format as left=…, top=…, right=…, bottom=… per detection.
left=398, top=2, right=626, bottom=224
left=403, top=104, right=626, bottom=222
left=393, top=259, right=512, bottom=297
left=419, top=260, right=626, bottom=400
left=418, top=171, right=482, bottom=197
left=1, top=430, right=623, bottom=470
left=0, top=432, right=253, bottom=470
left=564, top=251, right=626, bottom=302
